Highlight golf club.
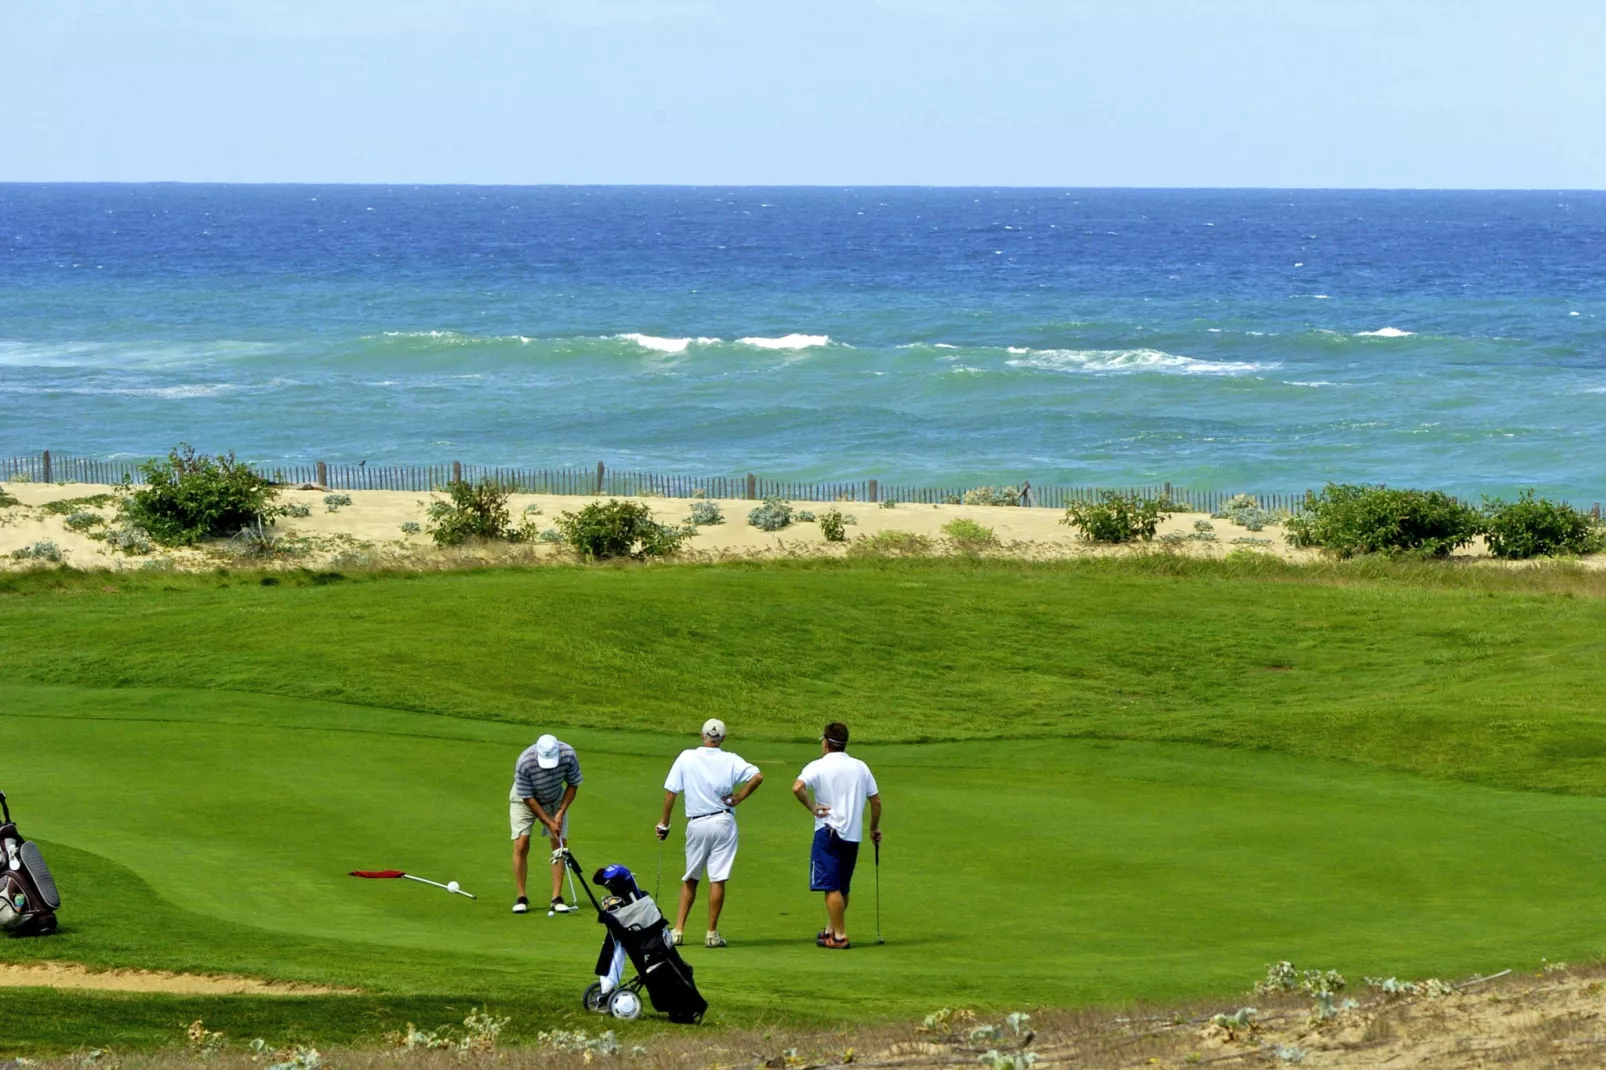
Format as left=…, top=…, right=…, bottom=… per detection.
left=873, top=840, right=883, bottom=944
left=561, top=838, right=580, bottom=910
left=349, top=869, right=477, bottom=899
left=655, top=834, right=665, bottom=902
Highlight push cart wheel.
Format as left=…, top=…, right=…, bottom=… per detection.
left=583, top=981, right=609, bottom=1013
left=608, top=988, right=643, bottom=1020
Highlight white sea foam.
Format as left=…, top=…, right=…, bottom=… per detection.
left=1005, top=348, right=1275, bottom=376
left=1286, top=380, right=1338, bottom=388
left=1356, top=327, right=1414, bottom=338
left=737, top=334, right=831, bottom=350
left=618, top=333, right=691, bottom=354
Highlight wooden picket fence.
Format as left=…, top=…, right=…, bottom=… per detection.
left=4, top=450, right=1596, bottom=518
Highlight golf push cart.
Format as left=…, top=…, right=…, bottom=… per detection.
left=554, top=847, right=707, bottom=1024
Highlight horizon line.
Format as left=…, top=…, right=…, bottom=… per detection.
left=2, top=181, right=1603, bottom=194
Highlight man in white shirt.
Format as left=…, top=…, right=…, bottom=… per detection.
left=656, top=718, right=764, bottom=948
left=792, top=721, right=881, bottom=950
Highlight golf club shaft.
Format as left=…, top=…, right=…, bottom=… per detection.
left=561, top=838, right=579, bottom=905
left=402, top=874, right=477, bottom=899
left=656, top=836, right=664, bottom=902
left=874, top=840, right=882, bottom=943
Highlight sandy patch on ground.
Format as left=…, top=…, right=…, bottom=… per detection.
left=0, top=960, right=351, bottom=995
left=2, top=481, right=1599, bottom=573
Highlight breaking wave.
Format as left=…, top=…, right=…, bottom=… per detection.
left=1355, top=327, right=1415, bottom=338
left=736, top=334, right=832, bottom=350
left=1004, top=347, right=1276, bottom=376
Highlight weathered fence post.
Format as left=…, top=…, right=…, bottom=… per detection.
left=1595, top=503, right=1602, bottom=521
left=451, top=460, right=463, bottom=484
left=315, top=460, right=328, bottom=487
left=1163, top=481, right=1172, bottom=501
left=41, top=450, right=52, bottom=484
left=868, top=479, right=879, bottom=503
left=596, top=461, right=606, bottom=495
left=746, top=473, right=757, bottom=500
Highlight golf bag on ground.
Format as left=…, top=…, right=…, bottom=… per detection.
left=0, top=791, right=60, bottom=937
left=562, top=852, right=707, bottom=1024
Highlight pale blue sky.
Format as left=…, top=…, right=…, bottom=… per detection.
left=3, top=0, right=1602, bottom=187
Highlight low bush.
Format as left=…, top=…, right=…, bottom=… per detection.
left=1482, top=491, right=1605, bottom=559
left=942, top=518, right=997, bottom=548
left=0, top=487, right=18, bottom=508
left=1286, top=483, right=1481, bottom=557
left=747, top=497, right=793, bottom=532
left=284, top=503, right=312, bottom=518
left=426, top=480, right=512, bottom=547
left=122, top=446, right=279, bottom=546
left=962, top=486, right=1022, bottom=507
left=1211, top=493, right=1279, bottom=531
left=101, top=524, right=154, bottom=555
left=399, top=521, right=421, bottom=535
left=848, top=530, right=933, bottom=557
left=557, top=499, right=685, bottom=560
left=323, top=493, right=353, bottom=512
left=10, top=540, right=63, bottom=563
left=878, top=498, right=898, bottom=509
left=688, top=500, right=725, bottom=526
left=818, top=509, right=848, bottom=542
left=796, top=510, right=816, bottom=523
left=63, top=509, right=105, bottom=532
left=1062, top=492, right=1173, bottom=543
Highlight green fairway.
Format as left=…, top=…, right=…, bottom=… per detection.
left=3, top=559, right=1606, bottom=1051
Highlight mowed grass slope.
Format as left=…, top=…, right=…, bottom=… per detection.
left=3, top=558, right=1606, bottom=1051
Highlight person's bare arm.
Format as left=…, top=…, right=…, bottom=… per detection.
left=869, top=792, right=882, bottom=845
left=524, top=795, right=557, bottom=834
left=793, top=778, right=829, bottom=818
left=727, top=771, right=764, bottom=807
left=555, top=784, right=578, bottom=822
left=657, top=790, right=678, bottom=838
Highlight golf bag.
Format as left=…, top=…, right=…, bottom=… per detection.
left=0, top=791, right=60, bottom=937
left=565, top=853, right=707, bottom=1024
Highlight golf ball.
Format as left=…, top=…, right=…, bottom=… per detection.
left=548, top=910, right=556, bottom=917
left=446, top=881, right=460, bottom=893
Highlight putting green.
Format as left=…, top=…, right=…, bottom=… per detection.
left=6, top=680, right=1606, bottom=1040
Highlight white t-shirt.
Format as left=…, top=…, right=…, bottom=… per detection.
left=796, top=751, right=880, bottom=843
left=665, top=746, right=761, bottom=820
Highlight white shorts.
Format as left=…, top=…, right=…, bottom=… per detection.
left=683, top=812, right=738, bottom=882
left=510, top=799, right=569, bottom=843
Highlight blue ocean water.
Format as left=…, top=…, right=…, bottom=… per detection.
left=2, top=185, right=1603, bottom=497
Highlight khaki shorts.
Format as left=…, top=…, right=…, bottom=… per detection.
left=510, top=799, right=569, bottom=842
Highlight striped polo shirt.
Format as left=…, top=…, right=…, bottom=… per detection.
left=511, top=741, right=584, bottom=808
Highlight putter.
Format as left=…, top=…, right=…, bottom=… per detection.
left=873, top=839, right=884, bottom=944
left=350, top=870, right=477, bottom=899
left=562, top=837, right=580, bottom=909
left=655, top=834, right=665, bottom=903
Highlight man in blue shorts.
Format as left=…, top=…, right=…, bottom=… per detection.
left=792, top=721, right=882, bottom=949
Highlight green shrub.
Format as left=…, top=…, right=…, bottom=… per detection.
left=795, top=510, right=816, bottom=523
left=747, top=497, right=793, bottom=532
left=818, top=509, right=848, bottom=542
left=122, top=446, right=279, bottom=546
left=0, top=487, right=18, bottom=508
left=42, top=493, right=116, bottom=516
left=284, top=503, right=312, bottom=518
left=848, top=530, right=933, bottom=557
left=538, top=528, right=564, bottom=544
left=1062, top=492, right=1173, bottom=543
left=942, top=518, right=997, bottom=548
left=1482, top=491, right=1605, bottom=559
left=557, top=499, right=685, bottom=560
left=961, top=486, right=1021, bottom=507
left=103, top=525, right=154, bottom=555
left=399, top=521, right=421, bottom=535
left=688, top=500, right=725, bottom=526
left=1285, top=484, right=1481, bottom=557
left=878, top=498, right=898, bottom=509
left=10, top=540, right=63, bottom=563
left=1211, top=494, right=1279, bottom=531
left=323, top=493, right=353, bottom=512
left=426, top=480, right=512, bottom=547
left=63, top=509, right=105, bottom=532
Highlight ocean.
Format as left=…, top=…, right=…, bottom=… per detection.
left=2, top=185, right=1602, bottom=498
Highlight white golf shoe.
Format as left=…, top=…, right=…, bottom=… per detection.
left=551, top=898, right=577, bottom=914
left=705, top=931, right=727, bottom=948
left=669, top=928, right=683, bottom=945
left=512, top=896, right=529, bottom=914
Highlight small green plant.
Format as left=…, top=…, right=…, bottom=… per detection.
left=819, top=509, right=848, bottom=542
left=962, top=486, right=1021, bottom=507
left=557, top=499, right=685, bottom=560
left=976, top=1052, right=1036, bottom=1070
left=796, top=510, right=816, bottom=522
left=426, top=479, right=512, bottom=546
left=399, top=521, right=421, bottom=535
left=284, top=503, right=311, bottom=518
left=748, top=497, right=794, bottom=532
left=1209, top=1007, right=1258, bottom=1042
left=102, top=524, right=154, bottom=555
left=42, top=493, right=117, bottom=516
left=123, top=446, right=279, bottom=547
left=185, top=1019, right=227, bottom=1057
left=1286, top=483, right=1481, bottom=557
left=1211, top=494, right=1280, bottom=531
left=943, top=518, right=997, bottom=548
left=538, top=528, right=564, bottom=543
left=1062, top=492, right=1173, bottom=543
left=1193, top=519, right=1214, bottom=532
left=689, top=499, right=725, bottom=526
left=849, top=530, right=933, bottom=557
left=63, top=509, right=105, bottom=532
left=323, top=493, right=353, bottom=512
left=0, top=487, right=18, bottom=508
left=459, top=1008, right=511, bottom=1054
left=1482, top=491, right=1605, bottom=559
left=878, top=498, right=898, bottom=509
left=10, top=540, right=63, bottom=563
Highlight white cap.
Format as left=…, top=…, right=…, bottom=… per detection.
left=535, top=734, right=561, bottom=769
left=701, top=718, right=726, bottom=743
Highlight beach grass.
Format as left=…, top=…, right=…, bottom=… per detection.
left=3, top=556, right=1606, bottom=1052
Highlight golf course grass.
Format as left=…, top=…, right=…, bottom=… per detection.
left=3, top=556, right=1606, bottom=1052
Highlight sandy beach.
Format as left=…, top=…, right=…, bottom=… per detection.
left=2, top=480, right=1589, bottom=573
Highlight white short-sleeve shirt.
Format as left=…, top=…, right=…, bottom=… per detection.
left=796, top=751, right=880, bottom=843
left=665, top=746, right=761, bottom=820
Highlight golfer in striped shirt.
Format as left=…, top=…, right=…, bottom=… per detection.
left=510, top=733, right=583, bottom=915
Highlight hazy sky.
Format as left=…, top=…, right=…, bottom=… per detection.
left=3, top=0, right=1602, bottom=187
